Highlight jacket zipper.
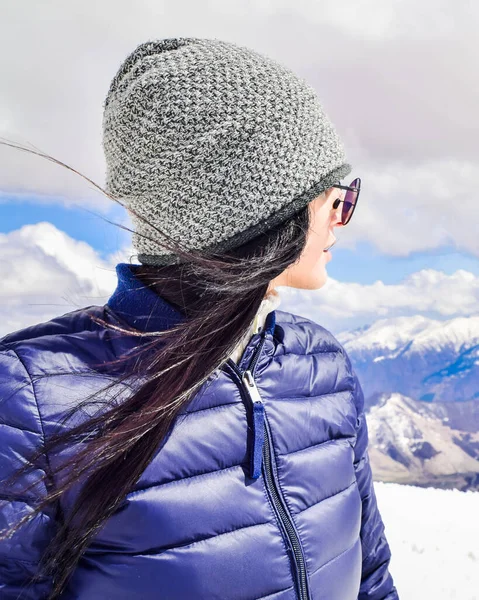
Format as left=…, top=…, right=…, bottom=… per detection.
left=225, top=334, right=311, bottom=600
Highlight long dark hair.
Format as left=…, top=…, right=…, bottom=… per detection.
left=0, top=139, right=315, bottom=599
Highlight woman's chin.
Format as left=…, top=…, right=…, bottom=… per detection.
left=291, top=269, right=328, bottom=291
left=313, top=261, right=330, bottom=289
left=309, top=274, right=328, bottom=290
left=276, top=253, right=331, bottom=290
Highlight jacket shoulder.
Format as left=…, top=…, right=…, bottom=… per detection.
left=270, top=309, right=357, bottom=404
left=0, top=305, right=115, bottom=414
left=0, top=304, right=118, bottom=370
left=0, top=305, right=130, bottom=462
left=0, top=304, right=105, bottom=351
left=273, top=308, right=348, bottom=357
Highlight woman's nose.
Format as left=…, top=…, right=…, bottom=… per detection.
left=332, top=208, right=344, bottom=227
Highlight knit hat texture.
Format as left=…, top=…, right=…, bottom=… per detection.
left=102, top=37, right=352, bottom=266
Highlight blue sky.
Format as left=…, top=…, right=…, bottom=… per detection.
left=0, top=195, right=130, bottom=259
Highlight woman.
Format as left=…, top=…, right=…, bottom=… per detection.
left=0, top=38, right=398, bottom=599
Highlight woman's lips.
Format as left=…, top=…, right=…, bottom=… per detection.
left=323, top=233, right=336, bottom=260
left=323, top=237, right=337, bottom=252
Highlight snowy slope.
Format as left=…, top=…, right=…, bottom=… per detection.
left=376, top=482, right=479, bottom=600
left=338, top=315, right=479, bottom=358
left=337, top=315, right=436, bottom=357
left=337, top=314, right=479, bottom=408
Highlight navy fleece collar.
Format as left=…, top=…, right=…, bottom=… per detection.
left=106, top=263, right=185, bottom=333
left=106, top=262, right=276, bottom=335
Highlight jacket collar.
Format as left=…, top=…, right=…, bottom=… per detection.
left=106, top=263, right=186, bottom=333
left=106, top=262, right=276, bottom=336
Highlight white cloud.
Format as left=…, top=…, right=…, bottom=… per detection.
left=333, top=158, right=479, bottom=257
left=0, top=222, right=132, bottom=337
left=277, top=268, right=479, bottom=334
left=0, top=0, right=477, bottom=258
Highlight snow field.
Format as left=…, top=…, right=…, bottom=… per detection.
left=374, top=481, right=479, bottom=600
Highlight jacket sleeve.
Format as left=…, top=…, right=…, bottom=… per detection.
left=0, top=348, right=57, bottom=599
left=349, top=360, right=400, bottom=600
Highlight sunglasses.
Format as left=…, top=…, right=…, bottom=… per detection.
left=330, top=177, right=361, bottom=225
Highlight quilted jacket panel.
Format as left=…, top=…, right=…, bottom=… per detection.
left=0, top=263, right=399, bottom=600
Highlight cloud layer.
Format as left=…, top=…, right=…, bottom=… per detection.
left=278, top=267, right=479, bottom=334
left=1, top=222, right=477, bottom=338
left=0, top=223, right=123, bottom=337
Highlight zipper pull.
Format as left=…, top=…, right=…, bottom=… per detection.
left=242, top=369, right=265, bottom=480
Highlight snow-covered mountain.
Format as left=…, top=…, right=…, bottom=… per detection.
left=337, top=314, right=479, bottom=412
left=335, top=315, right=479, bottom=490
left=367, top=393, right=479, bottom=490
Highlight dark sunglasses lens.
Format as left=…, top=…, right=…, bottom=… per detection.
left=342, top=177, right=360, bottom=224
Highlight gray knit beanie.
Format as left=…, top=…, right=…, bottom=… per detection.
left=102, top=37, right=352, bottom=266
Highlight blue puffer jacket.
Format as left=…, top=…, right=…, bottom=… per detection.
left=0, top=263, right=399, bottom=600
